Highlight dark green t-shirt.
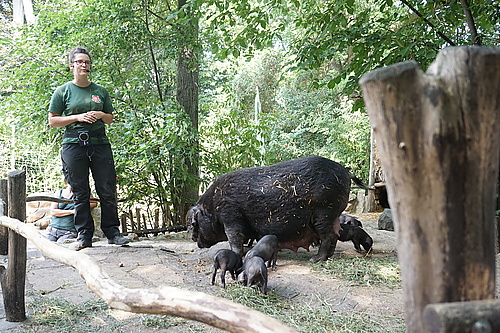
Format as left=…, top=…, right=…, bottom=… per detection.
left=50, top=189, right=76, bottom=232
left=48, top=82, right=113, bottom=144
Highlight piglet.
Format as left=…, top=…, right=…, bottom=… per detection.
left=338, top=224, right=373, bottom=253
left=244, top=234, right=278, bottom=270
left=211, top=249, right=243, bottom=288
left=239, top=256, right=268, bottom=294
left=339, top=213, right=363, bottom=227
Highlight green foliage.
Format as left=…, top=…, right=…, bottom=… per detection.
left=0, top=0, right=197, bottom=224
left=286, top=0, right=499, bottom=97
left=113, top=103, right=199, bottom=223
left=200, top=107, right=273, bottom=183
left=268, top=69, right=370, bottom=178
left=200, top=49, right=370, bottom=182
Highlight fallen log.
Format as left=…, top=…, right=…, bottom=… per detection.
left=0, top=215, right=297, bottom=333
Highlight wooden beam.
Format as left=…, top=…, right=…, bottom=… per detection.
left=26, top=195, right=99, bottom=203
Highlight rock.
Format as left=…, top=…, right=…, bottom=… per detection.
left=34, top=217, right=51, bottom=230
left=345, top=193, right=358, bottom=212
left=128, top=233, right=140, bottom=240
left=378, top=209, right=394, bottom=231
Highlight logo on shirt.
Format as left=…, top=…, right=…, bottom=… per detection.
left=92, top=95, right=102, bottom=103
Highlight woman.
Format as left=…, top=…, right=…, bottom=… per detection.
left=47, top=46, right=129, bottom=250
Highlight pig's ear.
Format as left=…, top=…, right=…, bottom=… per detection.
left=186, top=206, right=199, bottom=230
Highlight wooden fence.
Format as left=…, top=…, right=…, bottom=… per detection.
left=119, top=208, right=185, bottom=237
left=0, top=170, right=297, bottom=332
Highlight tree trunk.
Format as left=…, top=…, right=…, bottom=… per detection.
left=12, top=0, right=35, bottom=25
left=176, top=0, right=200, bottom=224
left=359, top=46, right=500, bottom=332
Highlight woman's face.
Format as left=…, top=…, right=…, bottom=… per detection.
left=70, top=53, right=91, bottom=77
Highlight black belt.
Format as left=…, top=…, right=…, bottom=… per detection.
left=63, top=128, right=106, bottom=139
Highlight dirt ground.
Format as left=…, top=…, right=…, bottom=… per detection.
left=1, top=213, right=405, bottom=332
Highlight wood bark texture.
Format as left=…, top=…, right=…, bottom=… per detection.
left=26, top=195, right=99, bottom=204
left=424, top=299, right=500, bottom=332
left=176, top=0, right=200, bottom=223
left=0, top=215, right=297, bottom=333
left=359, top=46, right=500, bottom=332
left=2, top=170, right=27, bottom=321
left=0, top=178, right=8, bottom=254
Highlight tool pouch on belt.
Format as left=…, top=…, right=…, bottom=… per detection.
left=78, top=131, right=90, bottom=146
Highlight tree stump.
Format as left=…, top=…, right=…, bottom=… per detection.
left=359, top=46, right=500, bottom=332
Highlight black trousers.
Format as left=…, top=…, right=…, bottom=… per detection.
left=61, top=143, right=120, bottom=241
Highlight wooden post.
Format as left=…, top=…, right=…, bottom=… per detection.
left=120, top=213, right=128, bottom=234
left=366, top=129, right=377, bottom=212
left=129, top=209, right=136, bottom=231
left=0, top=170, right=27, bottom=321
left=136, top=207, right=141, bottom=231
left=359, top=47, right=500, bottom=332
left=154, top=208, right=159, bottom=230
left=141, top=213, right=147, bottom=230
left=0, top=178, right=8, bottom=255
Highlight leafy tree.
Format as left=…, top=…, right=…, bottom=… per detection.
left=287, top=0, right=499, bottom=98
left=0, top=0, right=199, bottom=224
left=176, top=0, right=201, bottom=220
left=1, top=0, right=498, bottom=221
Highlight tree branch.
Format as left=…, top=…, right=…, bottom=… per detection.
left=399, top=0, right=456, bottom=46
left=460, top=0, right=481, bottom=45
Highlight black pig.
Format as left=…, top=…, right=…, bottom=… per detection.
left=339, top=213, right=363, bottom=227
left=338, top=224, right=373, bottom=253
left=244, top=235, right=278, bottom=270
left=187, top=156, right=367, bottom=262
left=211, top=249, right=243, bottom=288
left=239, top=256, right=268, bottom=294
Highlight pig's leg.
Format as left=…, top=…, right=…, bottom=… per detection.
left=310, top=210, right=339, bottom=262
left=262, top=269, right=268, bottom=294
left=219, top=213, right=246, bottom=256
left=352, top=233, right=362, bottom=252
left=226, top=230, right=245, bottom=257
left=220, top=268, right=227, bottom=288
left=211, top=262, right=218, bottom=285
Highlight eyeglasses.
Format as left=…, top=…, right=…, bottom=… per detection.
left=73, top=60, right=91, bottom=66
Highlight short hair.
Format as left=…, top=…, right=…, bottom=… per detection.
left=69, top=46, right=91, bottom=64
